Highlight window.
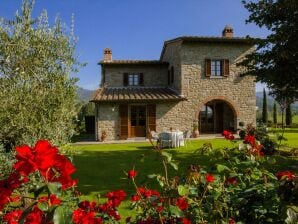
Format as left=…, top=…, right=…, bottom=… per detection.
left=129, top=73, right=139, bottom=86
left=211, top=60, right=222, bottom=76
left=168, top=66, right=174, bottom=85
left=205, top=59, right=230, bottom=77
left=123, top=73, right=144, bottom=86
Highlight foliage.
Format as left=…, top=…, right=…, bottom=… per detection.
left=262, top=88, right=268, bottom=124
left=286, top=104, right=292, bottom=126
left=241, top=0, right=298, bottom=102
left=0, top=0, right=83, bottom=148
left=0, top=140, right=125, bottom=224
left=127, top=130, right=297, bottom=223
left=0, top=144, right=15, bottom=180
left=273, top=101, right=277, bottom=124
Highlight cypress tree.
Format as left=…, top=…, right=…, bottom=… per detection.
left=262, top=88, right=268, bottom=124
left=285, top=104, right=292, bottom=126
left=273, top=102, right=277, bottom=124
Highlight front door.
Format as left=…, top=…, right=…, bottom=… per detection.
left=130, top=106, right=146, bottom=137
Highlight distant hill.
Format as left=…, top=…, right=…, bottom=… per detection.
left=256, top=91, right=298, bottom=112
left=77, top=87, right=96, bottom=103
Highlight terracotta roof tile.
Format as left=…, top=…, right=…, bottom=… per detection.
left=99, top=60, right=169, bottom=65
left=91, top=87, right=186, bottom=102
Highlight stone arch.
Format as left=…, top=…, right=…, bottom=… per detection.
left=195, top=96, right=240, bottom=120
left=195, top=96, right=240, bottom=133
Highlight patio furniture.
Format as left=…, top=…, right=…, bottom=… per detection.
left=159, top=131, right=184, bottom=148
left=183, top=130, right=192, bottom=148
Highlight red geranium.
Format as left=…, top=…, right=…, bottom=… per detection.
left=73, top=208, right=103, bottom=224
left=223, top=130, right=235, bottom=140
left=276, top=171, right=296, bottom=181
left=176, top=197, right=188, bottom=211
left=3, top=209, right=22, bottom=224
left=226, top=177, right=238, bottom=186
left=205, top=173, right=215, bottom=183
left=127, top=169, right=137, bottom=179
left=244, top=135, right=256, bottom=146
left=131, top=195, right=140, bottom=202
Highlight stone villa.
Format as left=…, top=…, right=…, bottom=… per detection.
left=91, top=26, right=256, bottom=141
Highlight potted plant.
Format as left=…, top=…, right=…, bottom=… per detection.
left=192, top=122, right=199, bottom=138
left=101, top=130, right=107, bottom=142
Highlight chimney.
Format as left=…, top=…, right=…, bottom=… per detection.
left=103, top=48, right=112, bottom=62
left=222, top=25, right=233, bottom=38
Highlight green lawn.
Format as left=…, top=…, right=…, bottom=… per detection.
left=71, top=136, right=297, bottom=220
left=269, top=128, right=298, bottom=147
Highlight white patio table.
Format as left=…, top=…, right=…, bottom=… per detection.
left=159, top=131, right=184, bottom=148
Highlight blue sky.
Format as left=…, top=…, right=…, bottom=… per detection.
left=1, top=0, right=268, bottom=91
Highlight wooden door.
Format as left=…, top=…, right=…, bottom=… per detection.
left=120, top=105, right=129, bottom=139
left=130, top=106, right=146, bottom=137
left=147, top=104, right=156, bottom=137
left=200, top=105, right=214, bottom=133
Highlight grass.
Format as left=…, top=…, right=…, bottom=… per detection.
left=71, top=136, right=297, bottom=220
left=269, top=128, right=298, bottom=147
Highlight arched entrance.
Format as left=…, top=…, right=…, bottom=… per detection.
left=199, top=99, right=237, bottom=134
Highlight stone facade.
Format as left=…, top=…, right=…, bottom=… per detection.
left=94, top=32, right=256, bottom=141
left=103, top=65, right=168, bottom=87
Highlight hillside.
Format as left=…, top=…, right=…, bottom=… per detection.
left=256, top=91, right=298, bottom=112
left=77, top=87, right=96, bottom=102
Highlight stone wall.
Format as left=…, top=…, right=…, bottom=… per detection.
left=95, top=103, right=120, bottom=141
left=103, top=65, right=168, bottom=87
left=161, top=41, right=182, bottom=93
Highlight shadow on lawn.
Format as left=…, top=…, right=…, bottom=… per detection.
left=72, top=146, right=298, bottom=197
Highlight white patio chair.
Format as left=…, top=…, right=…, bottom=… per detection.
left=159, top=132, right=172, bottom=148
left=183, top=130, right=192, bottom=148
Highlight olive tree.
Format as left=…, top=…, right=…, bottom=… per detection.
left=0, top=0, right=83, bottom=148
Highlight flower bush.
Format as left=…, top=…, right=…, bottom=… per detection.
left=0, top=129, right=297, bottom=223
left=0, top=140, right=126, bottom=224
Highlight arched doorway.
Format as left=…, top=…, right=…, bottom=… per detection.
left=199, top=100, right=236, bottom=134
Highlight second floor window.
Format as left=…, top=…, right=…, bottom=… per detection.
left=205, top=59, right=230, bottom=77
left=123, top=73, right=144, bottom=86
left=129, top=73, right=139, bottom=86
left=211, top=60, right=221, bottom=76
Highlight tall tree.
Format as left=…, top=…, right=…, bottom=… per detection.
left=241, top=0, right=298, bottom=103
left=262, top=88, right=268, bottom=124
left=285, top=104, right=292, bottom=126
left=0, top=0, right=83, bottom=148
left=273, top=101, right=277, bottom=124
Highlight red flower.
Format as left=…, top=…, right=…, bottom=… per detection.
left=205, top=173, right=215, bottom=183
left=3, top=209, right=22, bottom=224
left=38, top=194, right=61, bottom=206
left=155, top=205, right=164, bottom=213
left=183, top=218, right=192, bottom=224
left=276, top=171, right=296, bottom=181
left=24, top=207, right=45, bottom=224
left=127, top=169, right=137, bottom=179
left=73, top=208, right=103, bottom=224
left=244, top=135, right=256, bottom=146
left=131, top=195, right=140, bottom=202
left=229, top=218, right=235, bottom=224
left=223, top=130, right=235, bottom=140
left=176, top=197, right=188, bottom=211
left=106, top=190, right=126, bottom=207
left=226, top=177, right=238, bottom=186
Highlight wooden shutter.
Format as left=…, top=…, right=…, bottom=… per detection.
left=147, top=104, right=156, bottom=137
left=223, top=59, right=230, bottom=76
left=167, top=70, right=171, bottom=85
left=123, top=73, right=128, bottom=86
left=139, top=73, right=144, bottom=86
left=171, top=66, right=174, bottom=83
left=205, top=59, right=211, bottom=77
left=119, top=105, right=129, bottom=139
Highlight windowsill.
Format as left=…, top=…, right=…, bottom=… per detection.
left=209, top=76, right=225, bottom=79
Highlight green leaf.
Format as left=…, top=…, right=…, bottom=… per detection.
left=34, top=184, right=47, bottom=198
left=169, top=205, right=183, bottom=217
left=169, top=161, right=178, bottom=170
left=53, top=206, right=73, bottom=224
left=161, top=151, right=172, bottom=162
left=37, top=202, right=49, bottom=212
left=48, top=182, right=62, bottom=196
left=147, top=174, right=157, bottom=178
left=216, top=164, right=231, bottom=173
left=178, top=185, right=189, bottom=196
